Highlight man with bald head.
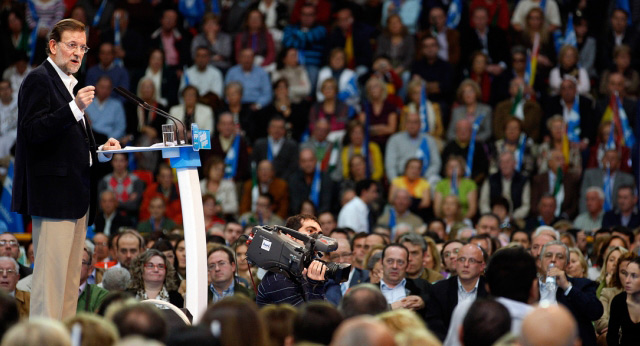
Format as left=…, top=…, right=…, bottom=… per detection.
left=85, top=42, right=130, bottom=102
left=426, top=244, right=488, bottom=340
left=376, top=188, right=423, bottom=232
left=521, top=305, right=580, bottom=346
left=530, top=149, right=580, bottom=221
left=289, top=148, right=333, bottom=214
left=441, top=118, right=489, bottom=184
left=239, top=159, right=290, bottom=219
left=331, top=316, right=395, bottom=346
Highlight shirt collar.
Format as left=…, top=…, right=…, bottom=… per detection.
left=457, top=277, right=479, bottom=294
left=47, top=57, right=78, bottom=91
left=211, top=278, right=235, bottom=296
left=381, top=278, right=406, bottom=290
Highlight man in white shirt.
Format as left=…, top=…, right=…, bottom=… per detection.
left=180, top=46, right=224, bottom=97
left=0, top=80, right=17, bottom=159
left=338, top=179, right=379, bottom=233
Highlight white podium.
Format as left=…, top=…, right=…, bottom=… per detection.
left=99, top=145, right=208, bottom=323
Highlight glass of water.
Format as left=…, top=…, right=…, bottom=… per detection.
left=162, top=124, right=176, bottom=146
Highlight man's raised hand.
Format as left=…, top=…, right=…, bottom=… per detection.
left=75, top=86, right=95, bottom=111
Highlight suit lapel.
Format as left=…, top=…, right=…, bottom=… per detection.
left=44, top=60, right=74, bottom=104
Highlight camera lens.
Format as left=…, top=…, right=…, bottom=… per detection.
left=324, top=262, right=352, bottom=283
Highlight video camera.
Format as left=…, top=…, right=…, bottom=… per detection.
left=245, top=225, right=352, bottom=283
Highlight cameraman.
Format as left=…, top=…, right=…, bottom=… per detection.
left=256, top=214, right=328, bottom=307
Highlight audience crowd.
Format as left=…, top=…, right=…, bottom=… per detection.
left=2, top=0, right=640, bottom=345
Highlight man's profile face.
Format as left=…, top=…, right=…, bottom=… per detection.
left=80, top=250, right=92, bottom=284
left=117, top=234, right=141, bottom=268
left=401, top=242, right=424, bottom=277
left=531, top=234, right=554, bottom=259
left=0, top=234, right=20, bottom=259
left=50, top=30, right=87, bottom=75
left=0, top=259, right=19, bottom=293
left=382, top=246, right=408, bottom=286
left=208, top=250, right=236, bottom=287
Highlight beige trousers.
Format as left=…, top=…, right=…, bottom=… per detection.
left=31, top=211, right=87, bottom=319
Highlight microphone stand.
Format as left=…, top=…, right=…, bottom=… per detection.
left=113, top=87, right=189, bottom=145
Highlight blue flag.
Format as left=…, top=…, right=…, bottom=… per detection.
left=616, top=0, right=632, bottom=24
left=564, top=13, right=577, bottom=47
left=446, top=0, right=462, bottom=28
left=567, top=93, right=581, bottom=142
left=388, top=207, right=397, bottom=230
left=515, top=134, right=527, bottom=172
left=540, top=0, right=547, bottom=10
left=451, top=166, right=459, bottom=196
left=310, top=162, right=321, bottom=207
left=92, top=0, right=108, bottom=27
left=419, top=84, right=430, bottom=133
left=417, top=136, right=431, bottom=176
left=224, top=134, right=241, bottom=179
left=604, top=163, right=613, bottom=212
left=183, top=66, right=190, bottom=86
left=0, top=160, right=25, bottom=233
left=606, top=120, right=616, bottom=150
left=27, top=0, right=39, bottom=66
left=114, top=12, right=123, bottom=67
left=338, top=75, right=359, bottom=102
left=267, top=139, right=274, bottom=161
left=211, top=0, right=220, bottom=15
left=616, top=93, right=636, bottom=147
left=466, top=115, right=484, bottom=177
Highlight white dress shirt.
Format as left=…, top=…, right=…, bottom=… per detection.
left=337, top=196, right=369, bottom=233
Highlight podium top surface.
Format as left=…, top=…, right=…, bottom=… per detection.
left=97, top=145, right=193, bottom=154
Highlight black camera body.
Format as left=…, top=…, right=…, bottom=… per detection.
left=245, top=225, right=351, bottom=282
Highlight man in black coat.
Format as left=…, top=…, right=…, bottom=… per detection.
left=461, top=6, right=510, bottom=75
left=11, top=19, right=120, bottom=319
left=288, top=148, right=333, bottom=215
left=93, top=190, right=132, bottom=236
left=252, top=117, right=299, bottom=181
left=543, top=76, right=596, bottom=143
left=602, top=185, right=640, bottom=229
left=426, top=244, right=489, bottom=340
left=539, top=241, right=603, bottom=346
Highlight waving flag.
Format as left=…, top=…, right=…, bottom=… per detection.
left=451, top=166, right=459, bottom=196
left=446, top=0, right=462, bottom=28
left=604, top=163, right=613, bottom=212
left=388, top=207, right=397, bottom=230
left=602, top=92, right=636, bottom=148
left=267, top=139, right=274, bottom=161
left=338, top=75, right=359, bottom=103
left=419, top=84, right=430, bottom=133
left=465, top=115, right=484, bottom=177
left=515, top=134, right=527, bottom=172
left=92, top=0, right=108, bottom=27
left=223, top=135, right=241, bottom=179
left=510, top=85, right=525, bottom=120
left=566, top=93, right=581, bottom=143
left=606, top=120, right=616, bottom=150
left=114, top=12, right=123, bottom=67
left=0, top=160, right=24, bottom=233
left=310, top=162, right=322, bottom=207
left=416, top=137, right=431, bottom=176
left=564, top=13, right=577, bottom=47
left=616, top=93, right=636, bottom=147
left=524, top=33, right=540, bottom=87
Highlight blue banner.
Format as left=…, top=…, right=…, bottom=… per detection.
left=515, top=134, right=527, bottom=172
left=338, top=75, right=359, bottom=102
left=446, top=0, right=462, bottom=28
left=0, top=160, right=25, bottom=233
left=567, top=93, right=581, bottom=143
left=92, top=0, right=108, bottom=27
left=564, top=13, right=577, bottom=47
left=310, top=162, right=321, bottom=207
left=466, top=115, right=484, bottom=177
left=604, top=164, right=613, bottom=212
left=419, top=84, right=429, bottom=133
left=417, top=136, right=430, bottom=176
left=267, top=139, right=274, bottom=161
left=224, top=134, right=241, bottom=179
left=388, top=207, right=396, bottom=230
left=451, top=166, right=459, bottom=196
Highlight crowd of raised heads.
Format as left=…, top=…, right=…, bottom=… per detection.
left=2, top=0, right=640, bottom=345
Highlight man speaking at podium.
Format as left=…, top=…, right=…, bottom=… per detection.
left=11, top=19, right=121, bottom=319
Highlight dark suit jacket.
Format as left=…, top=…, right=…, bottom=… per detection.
left=425, top=275, right=488, bottom=341
left=556, top=277, right=603, bottom=346
left=544, top=95, right=596, bottom=142
left=602, top=210, right=640, bottom=229
left=12, top=60, right=101, bottom=225
left=461, top=27, right=509, bottom=68
left=251, top=137, right=299, bottom=180
left=200, top=134, right=250, bottom=182
left=94, top=212, right=133, bottom=235
left=579, top=168, right=636, bottom=213
left=378, top=277, right=432, bottom=319
left=288, top=169, right=333, bottom=215
left=325, top=21, right=375, bottom=68
left=530, top=171, right=580, bottom=220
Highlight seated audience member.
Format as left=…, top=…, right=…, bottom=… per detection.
left=232, top=240, right=261, bottom=288
left=127, top=249, right=184, bottom=308
left=377, top=188, right=424, bottom=233
left=316, top=48, right=360, bottom=110
left=596, top=246, right=628, bottom=297
left=179, top=46, right=224, bottom=98
left=338, top=179, right=379, bottom=234
left=440, top=240, right=464, bottom=279
left=150, top=9, right=191, bottom=70
left=512, top=8, right=557, bottom=78
left=549, top=46, right=591, bottom=96
left=594, top=72, right=638, bottom=139
left=587, top=121, right=632, bottom=174
left=510, top=230, right=531, bottom=249
left=543, top=75, right=595, bottom=145
left=137, top=197, right=177, bottom=235
left=411, top=35, right=455, bottom=109
left=1, top=318, right=72, bottom=346
left=271, top=48, right=311, bottom=104
left=524, top=195, right=563, bottom=232
left=203, top=195, right=225, bottom=231
left=538, top=241, right=603, bottom=346
left=112, top=303, right=167, bottom=341
left=85, top=42, right=130, bottom=101
left=86, top=76, right=126, bottom=142
left=98, top=153, right=146, bottom=219
left=199, top=155, right=240, bottom=216
left=444, top=247, right=538, bottom=345
left=62, top=313, right=119, bottom=346
left=0, top=257, right=28, bottom=318
left=425, top=6, right=460, bottom=67
left=239, top=193, right=285, bottom=227
left=598, top=45, right=639, bottom=98
left=399, top=233, right=444, bottom=283
left=398, top=78, right=443, bottom=138
left=341, top=120, right=384, bottom=181
left=95, top=191, right=132, bottom=238
left=597, top=9, right=638, bottom=73
left=239, top=160, right=289, bottom=219
left=205, top=113, right=250, bottom=185
left=520, top=304, right=580, bottom=346
left=358, top=76, right=398, bottom=150
left=141, top=49, right=179, bottom=108
left=573, top=188, right=605, bottom=232
left=441, top=118, right=489, bottom=185
left=0, top=233, right=32, bottom=278
left=289, top=148, right=333, bottom=215
left=77, top=247, right=108, bottom=313
left=235, top=9, right=276, bottom=69
left=325, top=7, right=375, bottom=73
left=190, top=14, right=232, bottom=71
left=225, top=48, right=273, bottom=109
left=480, top=151, right=531, bottom=223
left=579, top=150, right=635, bottom=213
left=388, top=159, right=432, bottom=219
left=169, top=86, right=214, bottom=137
left=435, top=156, right=478, bottom=221
left=606, top=256, right=640, bottom=346
left=595, top=252, right=636, bottom=336
left=291, top=302, right=343, bottom=345
left=461, top=298, right=512, bottom=346
left=252, top=117, right=299, bottom=181
left=332, top=316, right=395, bottom=345
left=488, top=117, right=536, bottom=178
left=462, top=6, right=510, bottom=76
left=602, top=185, right=640, bottom=229
left=376, top=15, right=415, bottom=91
left=510, top=0, right=561, bottom=32
left=338, top=283, right=389, bottom=319
left=0, top=79, right=17, bottom=159
left=263, top=78, right=310, bottom=141
left=207, top=245, right=255, bottom=303
left=217, top=82, right=256, bottom=142
left=463, top=51, right=509, bottom=106
left=222, top=222, right=244, bottom=247
left=102, top=268, right=131, bottom=292
left=566, top=247, right=588, bottom=279
left=531, top=149, right=580, bottom=221
left=492, top=77, right=542, bottom=142
left=385, top=112, right=441, bottom=183
left=139, top=163, right=182, bottom=224
left=573, top=15, right=596, bottom=78
left=114, top=230, right=144, bottom=269
left=378, top=244, right=431, bottom=319
left=446, top=79, right=492, bottom=143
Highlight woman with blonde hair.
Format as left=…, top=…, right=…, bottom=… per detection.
left=359, top=76, right=398, bottom=149
left=446, top=79, right=492, bottom=142
left=399, top=78, right=443, bottom=138
left=566, top=247, right=588, bottom=278
left=596, top=246, right=629, bottom=297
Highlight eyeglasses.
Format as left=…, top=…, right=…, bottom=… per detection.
left=94, top=242, right=108, bottom=247
left=384, top=258, right=406, bottom=267
left=58, top=41, right=90, bottom=53
left=456, top=257, right=483, bottom=265
left=208, top=261, right=229, bottom=270
left=0, top=269, right=17, bottom=275
left=0, top=240, right=18, bottom=247
left=144, top=263, right=166, bottom=270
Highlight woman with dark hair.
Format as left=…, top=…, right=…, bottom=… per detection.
left=607, top=257, right=640, bottom=345
left=375, top=14, right=415, bottom=90
left=308, top=78, right=352, bottom=134
left=261, top=78, right=309, bottom=141
left=127, top=249, right=184, bottom=308
left=234, top=9, right=276, bottom=68
left=271, top=48, right=311, bottom=104
left=190, top=14, right=232, bottom=71
left=596, top=252, right=637, bottom=336
left=199, top=296, right=268, bottom=346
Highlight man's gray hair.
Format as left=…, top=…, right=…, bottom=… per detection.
left=102, top=267, right=132, bottom=291
left=0, top=256, right=19, bottom=272
left=585, top=186, right=605, bottom=200
left=540, top=240, right=570, bottom=266
left=398, top=232, right=426, bottom=251
left=533, top=226, right=560, bottom=241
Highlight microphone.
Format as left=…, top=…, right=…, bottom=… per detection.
left=113, top=87, right=188, bottom=144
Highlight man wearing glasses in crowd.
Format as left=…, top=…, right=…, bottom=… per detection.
left=207, top=245, right=255, bottom=303
left=11, top=19, right=121, bottom=319
left=0, top=233, right=31, bottom=278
